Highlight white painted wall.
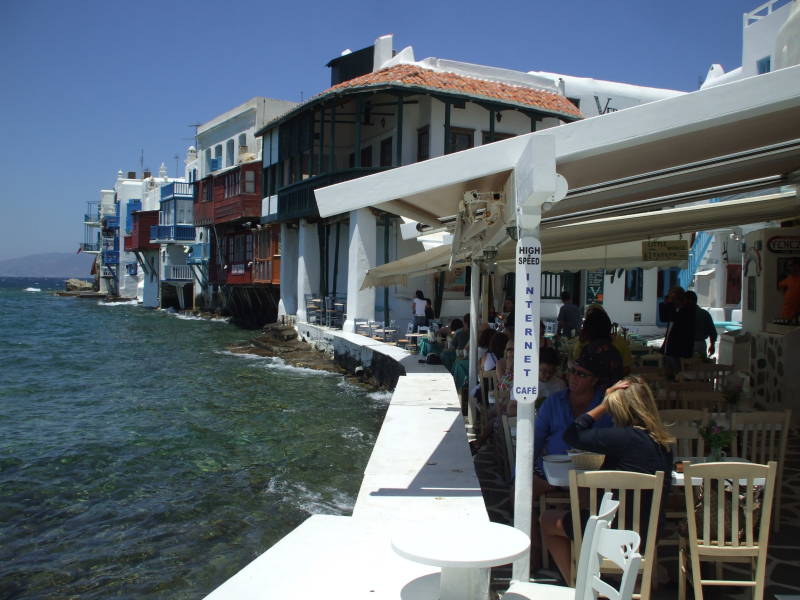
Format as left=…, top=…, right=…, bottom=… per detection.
left=278, top=224, right=298, bottom=317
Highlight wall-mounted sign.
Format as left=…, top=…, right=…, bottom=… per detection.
left=641, top=240, right=689, bottom=261
left=767, top=236, right=800, bottom=254
left=586, top=270, right=604, bottom=305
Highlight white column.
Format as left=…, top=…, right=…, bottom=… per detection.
left=512, top=135, right=564, bottom=582
left=278, top=223, right=298, bottom=317
left=297, top=219, right=320, bottom=323
left=467, top=262, right=479, bottom=433
left=344, top=208, right=376, bottom=332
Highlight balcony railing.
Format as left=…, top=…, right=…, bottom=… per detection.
left=84, top=213, right=100, bottom=225
left=253, top=258, right=280, bottom=285
left=150, top=224, right=196, bottom=243
left=264, top=168, right=389, bottom=223
left=102, top=250, right=120, bottom=264
left=102, top=216, right=119, bottom=230
left=161, top=181, right=195, bottom=201
left=101, top=266, right=115, bottom=278
left=80, top=242, right=101, bottom=252
left=163, top=264, right=193, bottom=281
left=214, top=195, right=261, bottom=224
left=194, top=202, right=214, bottom=226
left=186, top=243, right=210, bottom=264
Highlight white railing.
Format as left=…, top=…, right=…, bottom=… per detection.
left=745, top=0, right=787, bottom=26
left=164, top=265, right=193, bottom=280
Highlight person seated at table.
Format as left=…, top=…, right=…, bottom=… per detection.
left=452, top=313, right=470, bottom=352
left=439, top=319, right=463, bottom=371
left=533, top=353, right=615, bottom=500
left=538, top=347, right=566, bottom=407
left=570, top=306, right=629, bottom=383
left=541, top=376, right=674, bottom=583
left=477, top=327, right=497, bottom=368
left=483, top=331, right=508, bottom=374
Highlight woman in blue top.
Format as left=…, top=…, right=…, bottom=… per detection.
left=533, top=353, right=614, bottom=499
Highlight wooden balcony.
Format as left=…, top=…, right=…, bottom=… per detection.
left=124, top=210, right=159, bottom=251
left=214, top=195, right=261, bottom=224
left=194, top=202, right=214, bottom=226
left=253, top=257, right=280, bottom=285
left=210, top=263, right=253, bottom=285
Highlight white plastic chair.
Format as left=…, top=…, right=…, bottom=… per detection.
left=504, top=517, right=640, bottom=600
left=503, top=494, right=622, bottom=600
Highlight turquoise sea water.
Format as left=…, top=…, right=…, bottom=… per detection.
left=0, top=278, right=388, bottom=599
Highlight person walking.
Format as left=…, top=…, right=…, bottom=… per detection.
left=658, top=286, right=694, bottom=373
left=686, top=290, right=717, bottom=358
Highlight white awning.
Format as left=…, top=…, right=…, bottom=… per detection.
left=360, top=191, right=798, bottom=288
left=315, top=65, right=800, bottom=224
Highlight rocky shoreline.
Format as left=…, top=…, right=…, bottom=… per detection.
left=225, top=323, right=383, bottom=391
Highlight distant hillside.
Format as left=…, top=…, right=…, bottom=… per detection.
left=0, top=253, right=97, bottom=278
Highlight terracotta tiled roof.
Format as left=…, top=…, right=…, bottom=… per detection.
left=323, top=63, right=582, bottom=119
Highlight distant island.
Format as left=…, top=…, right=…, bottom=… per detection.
left=0, top=252, right=96, bottom=278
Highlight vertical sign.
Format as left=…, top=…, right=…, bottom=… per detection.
left=514, top=236, right=541, bottom=404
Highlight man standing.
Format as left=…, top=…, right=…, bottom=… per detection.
left=557, top=291, right=581, bottom=338
left=686, top=290, right=717, bottom=358
left=659, top=286, right=694, bottom=372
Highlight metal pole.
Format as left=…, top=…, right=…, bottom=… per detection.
left=468, top=262, right=479, bottom=433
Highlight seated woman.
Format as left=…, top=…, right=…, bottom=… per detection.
left=440, top=318, right=463, bottom=371
left=533, top=353, right=615, bottom=500
left=571, top=305, right=631, bottom=379
left=541, top=376, right=674, bottom=582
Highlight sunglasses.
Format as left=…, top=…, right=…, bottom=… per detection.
left=568, top=367, right=594, bottom=379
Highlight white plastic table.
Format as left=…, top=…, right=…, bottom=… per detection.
left=391, top=521, right=530, bottom=600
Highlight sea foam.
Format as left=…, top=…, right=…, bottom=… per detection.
left=214, top=351, right=334, bottom=375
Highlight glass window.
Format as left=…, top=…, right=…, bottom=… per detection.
left=624, top=268, right=644, bottom=301
left=756, top=56, right=771, bottom=74
left=417, top=126, right=429, bottom=162
left=226, top=140, right=235, bottom=166
left=360, top=145, right=372, bottom=168
left=245, top=170, right=256, bottom=193
left=380, top=137, right=393, bottom=167
left=448, top=127, right=474, bottom=154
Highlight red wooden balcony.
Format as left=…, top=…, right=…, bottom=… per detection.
left=213, top=195, right=261, bottom=224
left=253, top=258, right=280, bottom=285
left=194, top=201, right=214, bottom=226
left=124, top=210, right=159, bottom=251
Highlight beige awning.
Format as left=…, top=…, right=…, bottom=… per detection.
left=360, top=191, right=798, bottom=288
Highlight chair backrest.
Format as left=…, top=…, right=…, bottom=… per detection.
left=730, top=410, right=791, bottom=465
left=681, top=390, right=726, bottom=412
left=661, top=409, right=709, bottom=458
left=585, top=522, right=642, bottom=600
left=418, top=325, right=430, bottom=334
left=569, top=470, right=664, bottom=598
left=406, top=321, right=414, bottom=334
left=678, top=363, right=733, bottom=391
left=573, top=492, right=620, bottom=599
left=681, top=460, right=777, bottom=553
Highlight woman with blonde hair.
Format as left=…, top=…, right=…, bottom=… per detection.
left=541, top=377, right=674, bottom=582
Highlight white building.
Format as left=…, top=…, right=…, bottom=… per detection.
left=259, top=34, right=689, bottom=335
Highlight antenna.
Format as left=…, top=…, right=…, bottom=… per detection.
left=300, top=91, right=304, bottom=102
left=174, top=154, right=180, bottom=177
left=140, top=149, right=144, bottom=174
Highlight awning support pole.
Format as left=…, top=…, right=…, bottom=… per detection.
left=512, top=135, right=566, bottom=582
left=468, top=262, right=479, bottom=433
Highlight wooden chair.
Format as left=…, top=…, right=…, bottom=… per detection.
left=661, top=409, right=709, bottom=457
left=504, top=495, right=642, bottom=600
left=569, top=470, right=664, bottom=600
left=658, top=381, right=714, bottom=410
left=499, top=414, right=516, bottom=483
left=677, top=362, right=733, bottom=391
left=680, top=390, right=727, bottom=412
left=678, top=461, right=778, bottom=600
left=479, top=369, right=496, bottom=436
left=731, top=409, right=791, bottom=532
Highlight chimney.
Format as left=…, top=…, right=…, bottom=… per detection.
left=373, top=34, right=393, bottom=72
left=143, top=169, right=152, bottom=179
left=127, top=171, right=136, bottom=179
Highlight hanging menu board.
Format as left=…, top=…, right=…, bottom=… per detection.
left=586, top=270, right=605, bottom=305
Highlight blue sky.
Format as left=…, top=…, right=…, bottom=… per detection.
left=0, top=0, right=764, bottom=261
